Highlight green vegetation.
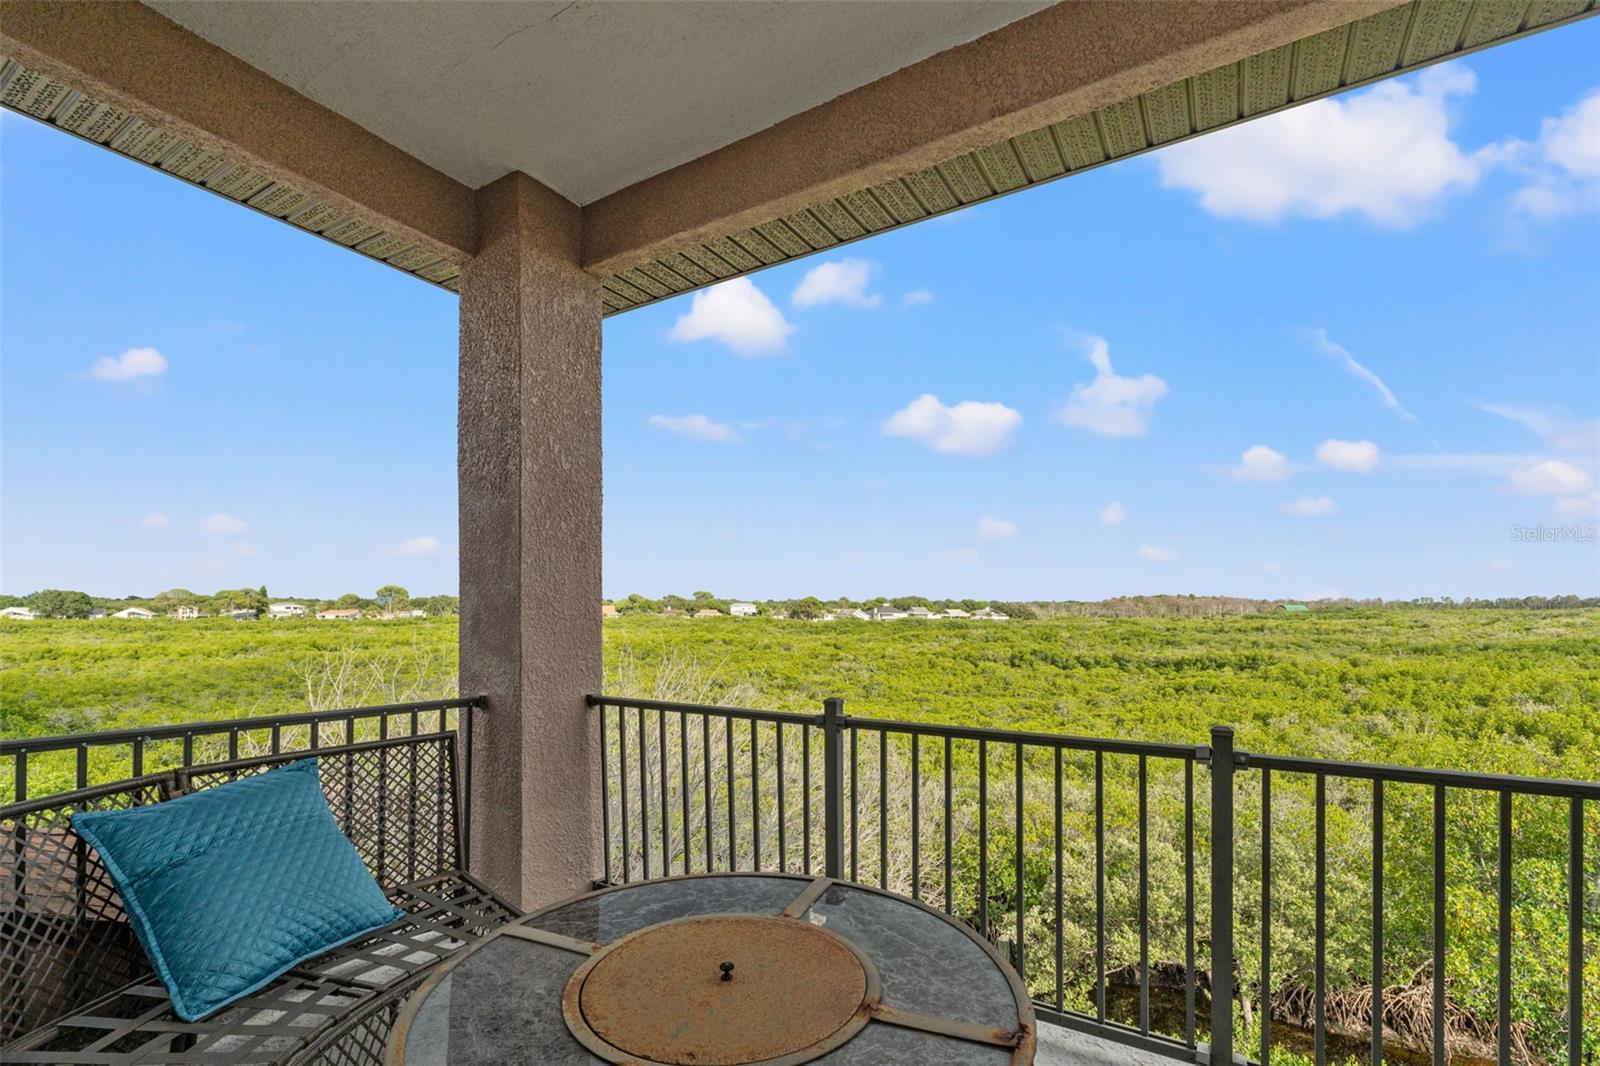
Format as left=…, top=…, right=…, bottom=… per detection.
left=2, top=607, right=1595, bottom=1061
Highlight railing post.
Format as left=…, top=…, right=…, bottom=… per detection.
left=823, top=698, right=845, bottom=879
left=1208, top=726, right=1236, bottom=1065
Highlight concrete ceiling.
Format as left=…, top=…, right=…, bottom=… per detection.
left=145, top=0, right=1050, bottom=205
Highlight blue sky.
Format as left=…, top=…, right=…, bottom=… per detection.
left=3, top=23, right=1597, bottom=603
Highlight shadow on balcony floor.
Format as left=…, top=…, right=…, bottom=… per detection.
left=1037, top=1020, right=1178, bottom=1065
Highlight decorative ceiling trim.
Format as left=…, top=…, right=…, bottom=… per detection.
left=0, top=55, right=465, bottom=292
left=592, top=0, right=1597, bottom=316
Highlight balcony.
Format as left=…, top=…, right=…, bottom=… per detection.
left=4, top=696, right=1593, bottom=1065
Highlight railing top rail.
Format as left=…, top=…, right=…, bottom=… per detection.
left=1245, top=751, right=1600, bottom=799
left=0, top=695, right=484, bottom=756
left=841, top=712, right=1202, bottom=760
left=587, top=693, right=824, bottom=726
left=0, top=730, right=456, bottom=818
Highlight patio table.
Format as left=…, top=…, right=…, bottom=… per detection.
left=386, top=871, right=1035, bottom=1065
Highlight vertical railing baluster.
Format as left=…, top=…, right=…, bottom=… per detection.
left=1209, top=726, right=1235, bottom=1066
left=1095, top=749, right=1106, bottom=1024
left=660, top=711, right=669, bottom=874
left=751, top=719, right=761, bottom=870
left=1139, top=752, right=1149, bottom=1035
left=943, top=735, right=953, bottom=913
left=978, top=739, right=988, bottom=939
left=13, top=752, right=26, bottom=804
left=639, top=707, right=651, bottom=879
left=600, top=704, right=611, bottom=885
left=271, top=723, right=281, bottom=754
left=775, top=722, right=786, bottom=872
left=1433, top=784, right=1446, bottom=1066
left=702, top=715, right=713, bottom=872
left=681, top=711, right=691, bottom=876
left=1372, top=778, right=1384, bottom=1066
left=802, top=724, right=812, bottom=875
left=849, top=725, right=859, bottom=882
left=76, top=743, right=88, bottom=790
left=911, top=733, right=921, bottom=900
left=823, top=698, right=844, bottom=879
left=620, top=707, right=631, bottom=883
left=878, top=730, right=888, bottom=889
left=1014, top=742, right=1025, bottom=985
left=132, top=737, right=143, bottom=779
left=1315, top=773, right=1326, bottom=1066
left=407, top=738, right=419, bottom=882
left=726, top=713, right=736, bottom=871
left=1055, top=747, right=1064, bottom=1013
left=1570, top=796, right=1583, bottom=1066
left=1185, top=758, right=1196, bottom=1048
left=1262, top=768, right=1273, bottom=1065
left=182, top=732, right=194, bottom=768
left=1497, top=790, right=1512, bottom=1066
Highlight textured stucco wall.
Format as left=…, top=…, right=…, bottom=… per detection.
left=459, top=172, right=602, bottom=909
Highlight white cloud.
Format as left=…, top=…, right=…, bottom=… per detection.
left=1478, top=404, right=1600, bottom=454
left=90, top=346, right=167, bottom=381
left=902, top=289, right=935, bottom=307
left=1303, top=588, right=1344, bottom=602
left=380, top=535, right=442, bottom=557
left=1230, top=445, right=1294, bottom=482
left=1508, top=459, right=1593, bottom=496
left=1316, top=439, right=1381, bottom=473
left=977, top=516, right=1017, bottom=540
left=1099, top=501, right=1127, bottom=526
left=1510, top=89, right=1600, bottom=218
left=1391, top=452, right=1546, bottom=473
left=1051, top=335, right=1168, bottom=438
left=1308, top=329, right=1415, bottom=421
left=199, top=513, right=248, bottom=535
left=882, top=394, right=1022, bottom=456
left=141, top=512, right=171, bottom=530
left=792, top=258, right=882, bottom=309
left=233, top=542, right=256, bottom=558
left=1283, top=496, right=1339, bottom=517
left=647, top=413, right=740, bottom=443
left=934, top=547, right=980, bottom=564
left=1155, top=65, right=1485, bottom=227
left=669, top=278, right=794, bottom=356
left=1138, top=544, right=1177, bottom=562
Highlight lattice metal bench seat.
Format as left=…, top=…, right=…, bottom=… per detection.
left=2, top=734, right=517, bottom=1065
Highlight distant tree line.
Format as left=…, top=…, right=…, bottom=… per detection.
left=0, top=585, right=460, bottom=619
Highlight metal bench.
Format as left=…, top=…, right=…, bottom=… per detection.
left=2, top=733, right=516, bottom=1065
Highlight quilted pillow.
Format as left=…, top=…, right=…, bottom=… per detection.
left=73, top=757, right=402, bottom=1021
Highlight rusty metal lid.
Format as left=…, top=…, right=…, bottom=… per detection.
left=563, top=914, right=878, bottom=1065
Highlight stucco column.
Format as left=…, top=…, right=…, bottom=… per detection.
left=458, top=171, right=602, bottom=909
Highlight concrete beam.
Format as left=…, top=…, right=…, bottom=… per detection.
left=459, top=172, right=602, bottom=908
left=582, top=0, right=1400, bottom=275
left=0, top=0, right=476, bottom=263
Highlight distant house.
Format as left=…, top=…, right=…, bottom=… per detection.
left=228, top=608, right=257, bottom=621
left=693, top=608, right=722, bottom=618
left=112, top=607, right=156, bottom=620
left=87, top=607, right=107, bottom=619
left=169, top=605, right=201, bottom=620
left=0, top=606, right=37, bottom=620
left=872, top=606, right=907, bottom=621
left=905, top=606, right=935, bottom=619
left=660, top=606, right=682, bottom=617
left=973, top=607, right=1010, bottom=621
left=601, top=603, right=619, bottom=619
left=843, top=608, right=871, bottom=621
left=404, top=609, right=429, bottom=618
left=729, top=602, right=758, bottom=618
left=1278, top=603, right=1310, bottom=613
left=268, top=603, right=307, bottom=618
left=942, top=608, right=971, bottom=619
left=317, top=608, right=362, bottom=620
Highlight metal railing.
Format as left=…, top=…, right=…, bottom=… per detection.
left=589, top=694, right=1598, bottom=1066
left=1, top=696, right=483, bottom=862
